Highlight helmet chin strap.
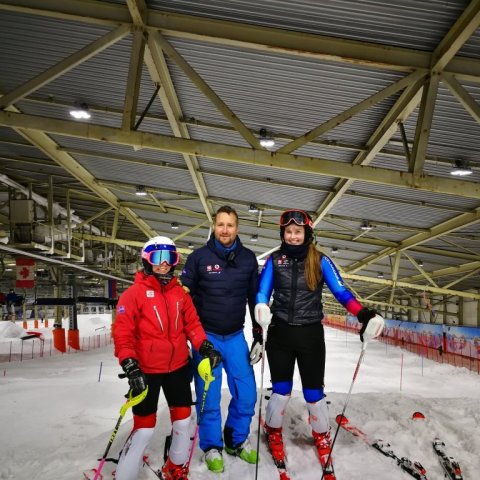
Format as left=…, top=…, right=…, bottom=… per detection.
left=153, top=271, right=174, bottom=284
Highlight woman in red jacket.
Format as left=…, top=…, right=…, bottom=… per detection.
left=113, top=236, right=221, bottom=480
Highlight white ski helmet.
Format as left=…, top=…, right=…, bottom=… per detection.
left=141, top=236, right=180, bottom=274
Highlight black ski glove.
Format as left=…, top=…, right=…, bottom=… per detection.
left=357, top=307, right=377, bottom=342
left=121, top=358, right=147, bottom=395
left=249, top=327, right=263, bottom=365
left=199, top=340, right=222, bottom=370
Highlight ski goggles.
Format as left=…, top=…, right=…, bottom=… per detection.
left=142, top=249, right=180, bottom=266
left=279, top=210, right=313, bottom=228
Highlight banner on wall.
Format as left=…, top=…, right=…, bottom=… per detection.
left=16, top=258, right=35, bottom=289
left=445, top=325, right=480, bottom=358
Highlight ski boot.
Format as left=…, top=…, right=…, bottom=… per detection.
left=313, top=430, right=335, bottom=479
left=264, top=425, right=287, bottom=469
left=161, top=458, right=189, bottom=480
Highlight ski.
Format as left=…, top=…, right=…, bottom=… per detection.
left=411, top=412, right=463, bottom=480
left=260, top=416, right=291, bottom=480
left=143, top=455, right=163, bottom=479
left=432, top=439, right=463, bottom=480
left=335, top=414, right=428, bottom=480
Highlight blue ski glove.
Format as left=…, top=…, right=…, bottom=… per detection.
left=199, top=340, right=222, bottom=370
left=121, top=358, right=147, bottom=395
left=357, top=307, right=377, bottom=342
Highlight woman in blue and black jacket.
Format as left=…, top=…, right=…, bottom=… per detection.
left=253, top=209, right=377, bottom=475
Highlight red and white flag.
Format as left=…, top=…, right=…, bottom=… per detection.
left=16, top=258, right=35, bottom=289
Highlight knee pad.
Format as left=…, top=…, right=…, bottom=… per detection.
left=133, top=413, right=156, bottom=430
left=169, top=406, right=191, bottom=422
left=116, top=428, right=154, bottom=480
left=272, top=381, right=293, bottom=396
left=265, top=393, right=290, bottom=429
left=169, top=417, right=191, bottom=466
left=303, top=387, right=324, bottom=403
left=307, top=397, right=330, bottom=434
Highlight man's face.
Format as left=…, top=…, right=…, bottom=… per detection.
left=214, top=212, right=238, bottom=248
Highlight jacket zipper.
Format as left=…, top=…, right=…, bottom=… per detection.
left=288, top=258, right=298, bottom=323
left=175, top=301, right=179, bottom=330
left=153, top=305, right=164, bottom=332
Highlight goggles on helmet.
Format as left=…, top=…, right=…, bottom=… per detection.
left=279, top=210, right=313, bottom=228
left=142, top=249, right=180, bottom=267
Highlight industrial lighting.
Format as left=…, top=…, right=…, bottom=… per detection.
left=69, top=103, right=91, bottom=120
left=248, top=203, right=259, bottom=214
left=450, top=159, right=473, bottom=176
left=331, top=247, right=338, bottom=254
left=418, top=260, right=424, bottom=267
left=171, top=222, right=179, bottom=230
left=188, top=242, right=194, bottom=249
left=135, top=185, right=148, bottom=196
left=250, top=234, right=258, bottom=242
left=377, top=272, right=384, bottom=279
left=360, top=221, right=372, bottom=231
left=259, top=128, right=275, bottom=148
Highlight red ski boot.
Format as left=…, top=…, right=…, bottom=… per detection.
left=313, top=430, right=336, bottom=479
left=161, top=458, right=189, bottom=480
left=264, top=425, right=287, bottom=469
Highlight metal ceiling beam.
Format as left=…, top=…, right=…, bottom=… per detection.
left=430, top=0, right=480, bottom=73
left=1, top=108, right=157, bottom=239
left=442, top=72, right=480, bottom=124
left=403, top=251, right=438, bottom=288
left=145, top=29, right=213, bottom=222
left=388, top=252, right=402, bottom=305
left=409, top=72, right=439, bottom=175
left=122, top=27, right=146, bottom=131
left=151, top=31, right=261, bottom=149
left=343, top=272, right=480, bottom=300
left=4, top=1, right=480, bottom=81
left=2, top=111, right=480, bottom=200
left=0, top=24, right=131, bottom=109
left=312, top=77, right=424, bottom=226
left=400, top=260, right=480, bottom=283
left=347, top=207, right=480, bottom=273
left=278, top=70, right=424, bottom=154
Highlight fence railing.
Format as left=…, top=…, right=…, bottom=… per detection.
left=0, top=332, right=113, bottom=364
left=323, top=315, right=480, bottom=375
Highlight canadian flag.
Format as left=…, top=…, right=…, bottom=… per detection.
left=16, top=258, right=35, bottom=289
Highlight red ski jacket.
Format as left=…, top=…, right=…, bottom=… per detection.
left=114, top=272, right=207, bottom=373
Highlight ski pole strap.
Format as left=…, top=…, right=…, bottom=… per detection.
left=120, top=386, right=149, bottom=416
left=197, top=358, right=215, bottom=391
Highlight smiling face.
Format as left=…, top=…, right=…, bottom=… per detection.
left=152, top=263, right=172, bottom=275
left=283, top=224, right=305, bottom=245
left=214, top=212, right=239, bottom=248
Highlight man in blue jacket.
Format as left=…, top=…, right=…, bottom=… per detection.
left=181, top=205, right=259, bottom=473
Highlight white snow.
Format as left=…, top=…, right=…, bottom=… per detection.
left=0, top=318, right=479, bottom=480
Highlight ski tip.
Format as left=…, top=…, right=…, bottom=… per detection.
left=335, top=414, right=348, bottom=425
left=412, top=411, right=425, bottom=421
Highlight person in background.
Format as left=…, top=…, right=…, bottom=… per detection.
left=113, top=236, right=221, bottom=480
left=180, top=206, right=259, bottom=473
left=253, top=210, right=378, bottom=476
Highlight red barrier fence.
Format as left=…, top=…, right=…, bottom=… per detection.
left=323, top=315, right=480, bottom=375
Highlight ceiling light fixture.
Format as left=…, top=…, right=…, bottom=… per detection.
left=250, top=234, right=258, bottom=242
left=418, top=260, right=424, bottom=267
left=248, top=203, right=259, bottom=214
left=188, top=242, right=194, bottom=249
left=360, top=221, right=372, bottom=231
left=450, top=159, right=473, bottom=176
left=331, top=247, right=338, bottom=254
left=377, top=272, right=384, bottom=279
left=135, top=185, right=148, bottom=196
left=69, top=102, right=91, bottom=120
left=259, top=128, right=275, bottom=148
left=171, top=222, right=179, bottom=230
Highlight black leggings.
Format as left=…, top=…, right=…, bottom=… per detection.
left=133, top=363, right=193, bottom=417
left=266, top=321, right=326, bottom=390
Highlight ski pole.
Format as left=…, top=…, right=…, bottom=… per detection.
left=321, top=314, right=384, bottom=480
left=254, top=327, right=268, bottom=480
left=92, top=387, right=148, bottom=480
left=186, top=358, right=215, bottom=469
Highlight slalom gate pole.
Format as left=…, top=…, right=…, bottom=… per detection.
left=186, top=358, right=214, bottom=469
left=92, top=387, right=148, bottom=480
left=320, top=343, right=368, bottom=480
left=254, top=328, right=268, bottom=480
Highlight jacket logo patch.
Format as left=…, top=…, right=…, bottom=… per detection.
left=278, top=255, right=289, bottom=266
left=118, top=305, right=125, bottom=314
left=206, top=264, right=222, bottom=274
left=146, top=290, right=155, bottom=298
